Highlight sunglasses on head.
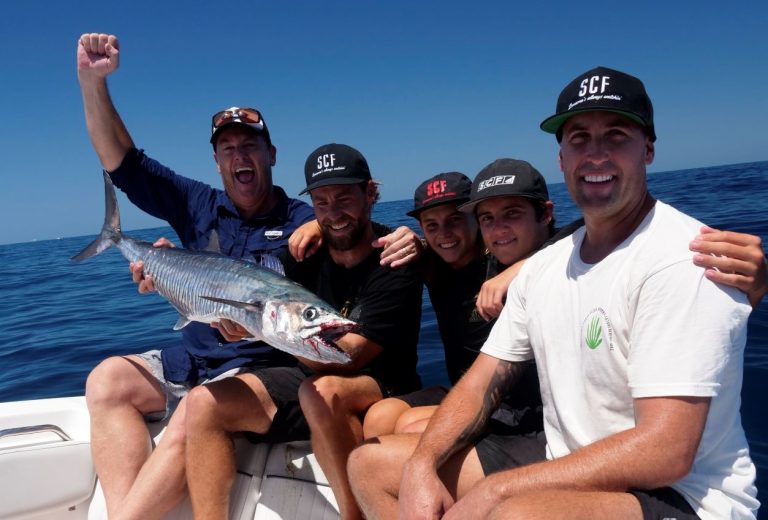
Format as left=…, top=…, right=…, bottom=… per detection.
left=211, top=107, right=265, bottom=133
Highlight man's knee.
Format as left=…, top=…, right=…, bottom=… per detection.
left=158, top=403, right=188, bottom=448
left=347, top=442, right=376, bottom=483
left=363, top=398, right=406, bottom=438
left=185, top=376, right=274, bottom=434
left=348, top=440, right=405, bottom=503
left=85, top=356, right=159, bottom=408
left=298, top=374, right=341, bottom=412
left=184, top=384, right=222, bottom=429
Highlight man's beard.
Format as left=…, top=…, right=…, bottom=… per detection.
left=321, top=217, right=368, bottom=251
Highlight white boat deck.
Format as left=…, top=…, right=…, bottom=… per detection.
left=0, top=396, right=340, bottom=520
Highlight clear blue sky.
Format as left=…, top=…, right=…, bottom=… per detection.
left=1, top=1, right=765, bottom=245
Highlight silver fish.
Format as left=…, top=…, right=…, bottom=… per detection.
left=72, top=172, right=354, bottom=364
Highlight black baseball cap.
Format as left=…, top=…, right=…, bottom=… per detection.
left=210, top=107, right=271, bottom=146
left=540, top=66, right=656, bottom=142
left=300, top=143, right=372, bottom=195
left=406, top=172, right=472, bottom=218
left=458, top=159, right=549, bottom=214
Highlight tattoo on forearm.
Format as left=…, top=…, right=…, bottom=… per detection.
left=457, top=361, right=522, bottom=444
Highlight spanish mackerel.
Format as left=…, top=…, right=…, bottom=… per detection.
left=72, top=172, right=354, bottom=364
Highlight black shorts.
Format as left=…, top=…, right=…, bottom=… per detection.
left=244, top=364, right=314, bottom=443
left=474, top=428, right=547, bottom=475
left=628, top=487, right=699, bottom=520
left=393, top=385, right=449, bottom=407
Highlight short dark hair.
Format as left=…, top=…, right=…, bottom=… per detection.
left=531, top=199, right=556, bottom=235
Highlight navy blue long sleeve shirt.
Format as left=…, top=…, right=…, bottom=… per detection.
left=109, top=148, right=315, bottom=382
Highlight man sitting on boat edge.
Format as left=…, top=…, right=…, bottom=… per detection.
left=177, top=143, right=423, bottom=519
left=288, top=161, right=766, bottom=519
left=350, top=66, right=761, bottom=520
left=78, top=32, right=319, bottom=520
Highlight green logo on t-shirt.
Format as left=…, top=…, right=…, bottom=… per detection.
left=585, top=316, right=603, bottom=349
left=581, top=308, right=613, bottom=351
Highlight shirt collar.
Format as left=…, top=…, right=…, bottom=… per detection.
left=215, top=185, right=291, bottom=225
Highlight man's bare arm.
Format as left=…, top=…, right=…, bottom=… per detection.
left=288, top=219, right=322, bottom=261
left=445, top=395, right=710, bottom=519
left=476, top=260, right=525, bottom=321
left=397, top=354, right=524, bottom=519
left=77, top=33, right=134, bottom=171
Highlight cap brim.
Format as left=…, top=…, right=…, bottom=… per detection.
left=299, top=177, right=368, bottom=196
left=540, top=109, right=648, bottom=135
left=405, top=197, right=470, bottom=218
left=210, top=121, right=265, bottom=144
left=458, top=193, right=545, bottom=214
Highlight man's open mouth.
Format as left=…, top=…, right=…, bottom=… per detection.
left=235, top=168, right=255, bottom=184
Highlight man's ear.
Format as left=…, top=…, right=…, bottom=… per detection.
left=366, top=180, right=377, bottom=202
left=645, top=140, right=655, bottom=165
left=543, top=200, right=555, bottom=224
left=214, top=152, right=222, bottom=174
left=269, top=145, right=277, bottom=167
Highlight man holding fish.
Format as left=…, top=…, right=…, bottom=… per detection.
left=77, top=33, right=421, bottom=519
left=177, top=143, right=423, bottom=519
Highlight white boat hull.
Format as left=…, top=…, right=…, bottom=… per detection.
left=0, top=397, right=339, bottom=520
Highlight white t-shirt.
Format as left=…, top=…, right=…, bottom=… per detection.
left=482, top=201, right=758, bottom=519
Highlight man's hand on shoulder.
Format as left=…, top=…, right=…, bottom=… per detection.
left=476, top=261, right=524, bottom=321
left=690, top=226, right=767, bottom=308
left=374, top=226, right=423, bottom=268
left=77, top=33, right=120, bottom=81
left=288, top=220, right=322, bottom=262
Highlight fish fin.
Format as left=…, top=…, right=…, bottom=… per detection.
left=204, top=230, right=221, bottom=253
left=71, top=171, right=121, bottom=261
left=199, top=295, right=264, bottom=313
left=258, top=254, right=286, bottom=276
left=173, top=316, right=192, bottom=330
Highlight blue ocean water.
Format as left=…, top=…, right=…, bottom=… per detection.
left=1, top=162, right=766, bottom=504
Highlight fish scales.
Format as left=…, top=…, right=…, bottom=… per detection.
left=117, top=238, right=255, bottom=322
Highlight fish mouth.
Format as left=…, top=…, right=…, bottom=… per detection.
left=306, top=321, right=359, bottom=361
left=317, top=320, right=358, bottom=346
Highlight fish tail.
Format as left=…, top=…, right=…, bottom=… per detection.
left=71, top=171, right=122, bottom=261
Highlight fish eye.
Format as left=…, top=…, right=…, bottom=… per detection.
left=302, top=307, right=319, bottom=321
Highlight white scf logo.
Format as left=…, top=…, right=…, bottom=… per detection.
left=317, top=154, right=336, bottom=170
left=578, top=75, right=611, bottom=97
left=478, top=175, right=515, bottom=191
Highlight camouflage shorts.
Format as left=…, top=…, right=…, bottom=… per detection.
left=134, top=349, right=245, bottom=422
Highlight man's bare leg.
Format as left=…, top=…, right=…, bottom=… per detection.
left=184, top=373, right=279, bottom=520
left=85, top=355, right=166, bottom=517
left=362, top=397, right=411, bottom=438
left=115, top=398, right=190, bottom=520
left=347, top=433, right=484, bottom=520
left=299, top=375, right=383, bottom=520
left=487, top=490, right=642, bottom=520
left=394, top=405, right=437, bottom=434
